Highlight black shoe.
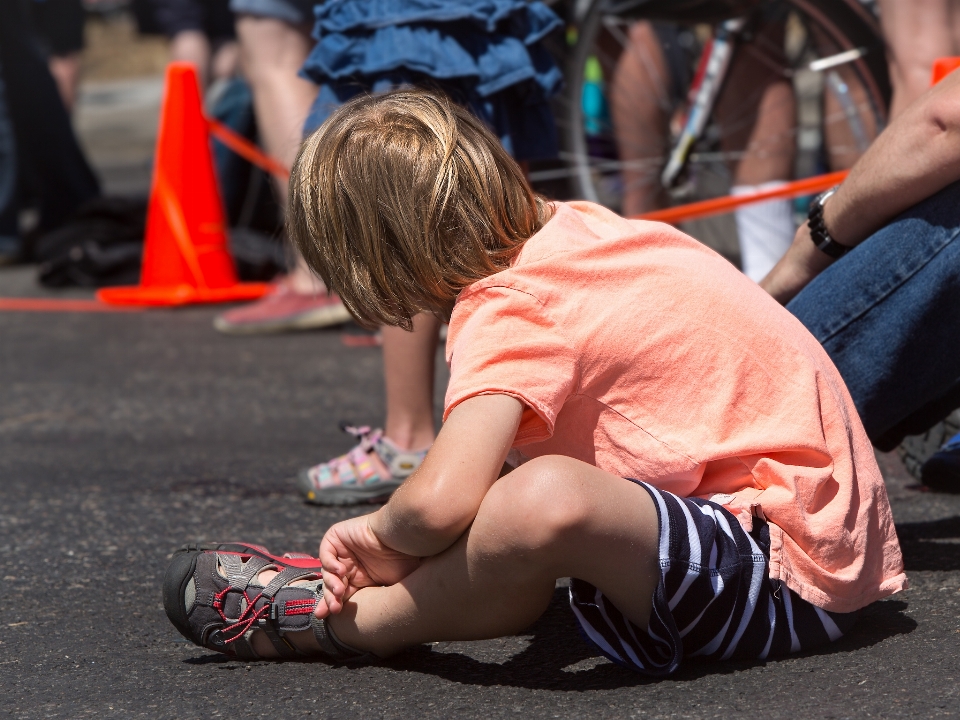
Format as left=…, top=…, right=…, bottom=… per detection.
left=920, top=432, right=960, bottom=493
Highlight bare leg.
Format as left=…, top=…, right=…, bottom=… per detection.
left=610, top=22, right=672, bottom=215
left=254, top=456, right=660, bottom=657
left=210, top=41, right=241, bottom=83
left=880, top=0, right=959, bottom=120
left=714, top=22, right=796, bottom=281
left=714, top=23, right=795, bottom=187
left=233, top=15, right=318, bottom=293
left=169, top=30, right=212, bottom=89
left=382, top=313, right=440, bottom=451
left=234, top=15, right=316, bottom=192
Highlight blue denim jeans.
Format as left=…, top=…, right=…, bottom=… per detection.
left=788, top=180, right=960, bottom=450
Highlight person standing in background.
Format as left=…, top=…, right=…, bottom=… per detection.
left=880, top=0, right=960, bottom=119
left=26, top=0, right=87, bottom=113
left=0, top=0, right=100, bottom=263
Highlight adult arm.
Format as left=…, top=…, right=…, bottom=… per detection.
left=761, top=68, right=960, bottom=303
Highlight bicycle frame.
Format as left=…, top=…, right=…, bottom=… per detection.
left=659, top=5, right=878, bottom=189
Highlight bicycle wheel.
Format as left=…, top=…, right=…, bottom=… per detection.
left=561, top=0, right=889, bottom=215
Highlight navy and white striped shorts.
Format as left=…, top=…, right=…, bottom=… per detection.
left=569, top=480, right=859, bottom=676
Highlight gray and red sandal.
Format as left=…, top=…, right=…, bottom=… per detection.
left=163, top=542, right=368, bottom=661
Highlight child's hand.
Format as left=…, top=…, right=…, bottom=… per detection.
left=315, top=513, right=420, bottom=618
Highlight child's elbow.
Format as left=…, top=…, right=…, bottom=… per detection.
left=399, top=488, right=471, bottom=543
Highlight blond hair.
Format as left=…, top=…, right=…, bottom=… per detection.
left=288, top=89, right=552, bottom=330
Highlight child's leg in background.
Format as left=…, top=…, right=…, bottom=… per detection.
left=382, top=314, right=440, bottom=452
left=257, top=456, right=660, bottom=657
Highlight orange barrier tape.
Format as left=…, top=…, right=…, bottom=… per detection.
left=634, top=170, right=850, bottom=225
left=0, top=298, right=144, bottom=312
left=2, top=166, right=851, bottom=313
left=207, top=118, right=291, bottom=181
left=204, top=117, right=847, bottom=226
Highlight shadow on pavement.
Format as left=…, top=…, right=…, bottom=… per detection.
left=896, top=516, right=960, bottom=570
left=180, top=588, right=917, bottom=691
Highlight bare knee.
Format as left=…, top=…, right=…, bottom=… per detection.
left=472, top=456, right=593, bottom=556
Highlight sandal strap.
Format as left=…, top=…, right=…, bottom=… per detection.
left=261, top=565, right=321, bottom=599
left=257, top=623, right=302, bottom=659
left=217, top=552, right=273, bottom=593
left=372, top=435, right=428, bottom=479
left=312, top=441, right=385, bottom=489
left=231, top=630, right=262, bottom=660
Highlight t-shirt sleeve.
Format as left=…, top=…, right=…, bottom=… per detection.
left=444, top=286, right=579, bottom=445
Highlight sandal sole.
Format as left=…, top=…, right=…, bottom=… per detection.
left=296, top=470, right=402, bottom=506
left=213, top=304, right=353, bottom=335
left=163, top=548, right=202, bottom=644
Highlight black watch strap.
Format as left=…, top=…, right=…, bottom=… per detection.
left=808, top=186, right=851, bottom=259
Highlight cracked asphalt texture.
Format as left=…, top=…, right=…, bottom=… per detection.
left=1, top=272, right=959, bottom=719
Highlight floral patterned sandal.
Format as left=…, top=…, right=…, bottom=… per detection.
left=296, top=425, right=429, bottom=506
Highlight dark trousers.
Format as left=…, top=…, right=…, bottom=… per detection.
left=0, top=0, right=99, bottom=250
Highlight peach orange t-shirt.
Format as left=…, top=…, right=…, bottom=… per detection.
left=444, top=201, right=906, bottom=613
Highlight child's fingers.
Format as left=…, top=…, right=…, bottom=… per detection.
left=313, top=587, right=341, bottom=618
left=321, top=568, right=348, bottom=603
left=319, top=535, right=347, bottom=576
left=313, top=596, right=331, bottom=619
left=324, top=587, right=343, bottom=615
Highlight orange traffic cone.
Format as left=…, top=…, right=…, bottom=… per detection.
left=98, top=63, right=269, bottom=306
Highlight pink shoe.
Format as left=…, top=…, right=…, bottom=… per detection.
left=213, top=280, right=352, bottom=334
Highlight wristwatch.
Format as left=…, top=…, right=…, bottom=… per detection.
left=807, top=186, right=851, bottom=259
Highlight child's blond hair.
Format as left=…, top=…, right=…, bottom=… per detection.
left=288, top=89, right=552, bottom=330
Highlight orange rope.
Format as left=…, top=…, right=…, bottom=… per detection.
left=1, top=164, right=852, bottom=313
left=206, top=118, right=291, bottom=181
left=203, top=116, right=849, bottom=227
left=0, top=298, right=144, bottom=312
left=634, top=170, right=849, bottom=225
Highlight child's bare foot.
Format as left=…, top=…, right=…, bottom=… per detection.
left=163, top=542, right=368, bottom=661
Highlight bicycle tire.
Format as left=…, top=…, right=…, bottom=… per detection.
left=562, top=0, right=890, bottom=213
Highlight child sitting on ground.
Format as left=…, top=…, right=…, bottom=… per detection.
left=164, top=89, right=907, bottom=674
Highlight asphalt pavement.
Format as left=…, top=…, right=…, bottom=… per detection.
left=1, top=271, right=959, bottom=719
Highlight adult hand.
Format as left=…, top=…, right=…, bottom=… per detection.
left=315, top=513, right=420, bottom=618
left=760, top=222, right=835, bottom=305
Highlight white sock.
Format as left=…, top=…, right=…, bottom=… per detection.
left=731, top=182, right=796, bottom=282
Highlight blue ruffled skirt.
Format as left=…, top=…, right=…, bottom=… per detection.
left=300, top=0, right=563, bottom=161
